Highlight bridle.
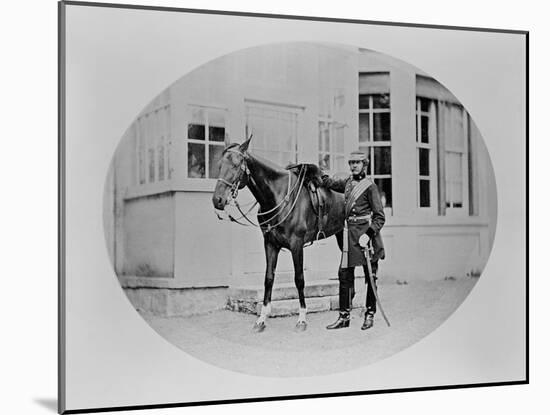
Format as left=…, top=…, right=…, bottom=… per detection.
left=216, top=148, right=251, bottom=200
left=215, top=148, right=307, bottom=233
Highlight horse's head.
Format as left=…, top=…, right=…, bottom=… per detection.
left=212, top=136, right=253, bottom=210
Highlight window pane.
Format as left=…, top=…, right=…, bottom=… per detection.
left=359, top=94, right=370, bottom=109
left=189, top=108, right=206, bottom=140
left=359, top=113, right=370, bottom=142
left=148, top=148, right=155, bottom=182
left=446, top=181, right=463, bottom=208
left=334, top=155, right=345, bottom=172
left=166, top=139, right=172, bottom=180
left=359, top=146, right=371, bottom=175
left=445, top=152, right=463, bottom=208
left=209, top=109, right=225, bottom=127
left=318, top=122, right=325, bottom=150
left=208, top=144, right=224, bottom=178
left=334, top=125, right=345, bottom=152
left=445, top=152, right=462, bottom=181
left=207, top=105, right=225, bottom=141
left=447, top=105, right=464, bottom=150
left=324, top=129, right=330, bottom=152
left=209, top=126, right=225, bottom=142
left=188, top=124, right=205, bottom=140
left=319, top=153, right=330, bottom=170
left=421, top=115, right=429, bottom=143
left=372, top=94, right=390, bottom=109
left=158, top=136, right=165, bottom=181
left=374, top=146, right=391, bottom=175
left=247, top=105, right=297, bottom=163
left=419, top=148, right=430, bottom=176
left=188, top=143, right=205, bottom=178
left=420, top=97, right=430, bottom=112
left=374, top=178, right=392, bottom=208
left=137, top=119, right=146, bottom=184
left=373, top=113, right=391, bottom=141
left=318, top=122, right=329, bottom=152
left=419, top=179, right=430, bottom=207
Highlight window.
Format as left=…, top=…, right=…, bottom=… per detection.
left=416, top=75, right=472, bottom=215
left=135, top=105, right=172, bottom=185
left=358, top=91, right=392, bottom=209
left=416, top=98, right=437, bottom=208
left=442, top=103, right=469, bottom=211
left=318, top=119, right=345, bottom=173
left=187, top=106, right=227, bottom=179
left=245, top=102, right=299, bottom=167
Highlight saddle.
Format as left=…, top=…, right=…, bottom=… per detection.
left=286, top=163, right=330, bottom=239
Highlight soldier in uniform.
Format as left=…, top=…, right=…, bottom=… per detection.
left=323, top=150, right=385, bottom=330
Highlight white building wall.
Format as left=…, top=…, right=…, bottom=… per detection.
left=106, top=43, right=498, bottom=291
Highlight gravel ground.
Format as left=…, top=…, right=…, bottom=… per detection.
left=142, top=277, right=478, bottom=377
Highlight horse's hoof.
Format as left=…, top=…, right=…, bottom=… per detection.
left=252, top=322, right=266, bottom=333
left=295, top=321, right=307, bottom=332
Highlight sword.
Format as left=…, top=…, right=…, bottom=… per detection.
left=362, top=239, right=391, bottom=327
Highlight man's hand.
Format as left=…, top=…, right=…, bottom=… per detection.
left=359, top=233, right=370, bottom=248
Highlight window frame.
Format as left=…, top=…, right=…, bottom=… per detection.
left=186, top=104, right=228, bottom=180
left=244, top=100, right=301, bottom=167
left=318, top=117, right=346, bottom=174
left=134, top=104, right=172, bottom=186
left=415, top=97, right=438, bottom=213
left=443, top=104, right=469, bottom=216
left=358, top=93, right=392, bottom=214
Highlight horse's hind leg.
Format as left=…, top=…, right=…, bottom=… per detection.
left=291, top=246, right=307, bottom=332
left=253, top=239, right=279, bottom=333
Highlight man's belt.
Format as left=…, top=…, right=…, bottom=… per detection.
left=346, top=214, right=372, bottom=223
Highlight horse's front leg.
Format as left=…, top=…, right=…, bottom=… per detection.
left=291, top=245, right=307, bottom=332
left=253, top=239, right=280, bottom=333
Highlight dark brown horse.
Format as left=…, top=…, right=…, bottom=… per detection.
left=212, top=137, right=345, bottom=332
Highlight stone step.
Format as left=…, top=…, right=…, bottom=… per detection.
left=226, top=280, right=372, bottom=316
left=228, top=280, right=339, bottom=302
left=263, top=296, right=332, bottom=317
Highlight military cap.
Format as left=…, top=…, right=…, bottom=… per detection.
left=348, top=150, right=368, bottom=162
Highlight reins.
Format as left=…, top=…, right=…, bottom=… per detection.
left=216, top=149, right=308, bottom=233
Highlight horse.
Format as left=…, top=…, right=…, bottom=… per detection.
left=212, top=136, right=346, bottom=332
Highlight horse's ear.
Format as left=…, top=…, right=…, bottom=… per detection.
left=239, top=134, right=253, bottom=152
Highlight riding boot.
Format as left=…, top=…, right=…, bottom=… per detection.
left=361, top=311, right=374, bottom=330
left=327, top=285, right=352, bottom=330
left=362, top=263, right=377, bottom=331
left=326, top=311, right=350, bottom=329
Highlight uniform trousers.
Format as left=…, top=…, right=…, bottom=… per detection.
left=338, top=261, right=378, bottom=314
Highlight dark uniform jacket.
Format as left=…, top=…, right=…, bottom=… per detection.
left=324, top=173, right=386, bottom=266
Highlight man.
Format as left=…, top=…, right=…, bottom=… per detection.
left=323, top=150, right=385, bottom=330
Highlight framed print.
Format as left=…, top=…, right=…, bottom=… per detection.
left=59, top=1, right=528, bottom=413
